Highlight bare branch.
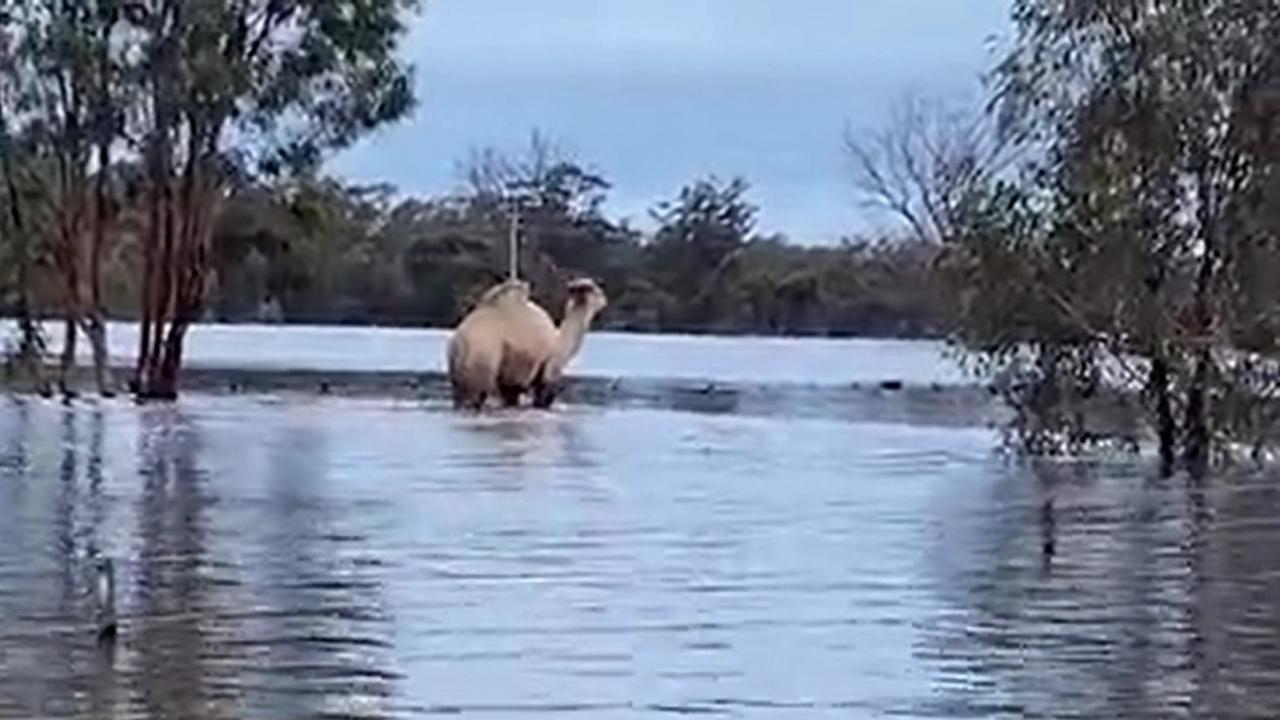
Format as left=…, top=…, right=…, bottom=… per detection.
left=845, top=91, right=1015, bottom=244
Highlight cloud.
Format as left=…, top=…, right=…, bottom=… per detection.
left=332, top=0, right=1011, bottom=240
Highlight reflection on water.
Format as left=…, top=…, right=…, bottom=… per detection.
left=921, top=460, right=1280, bottom=719
left=1, top=395, right=1280, bottom=718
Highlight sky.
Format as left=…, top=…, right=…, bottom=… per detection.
left=328, top=0, right=1012, bottom=243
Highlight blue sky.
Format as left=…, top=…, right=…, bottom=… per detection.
left=329, top=0, right=1011, bottom=243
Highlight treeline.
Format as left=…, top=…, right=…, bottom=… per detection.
left=3, top=135, right=949, bottom=338
left=211, top=144, right=949, bottom=336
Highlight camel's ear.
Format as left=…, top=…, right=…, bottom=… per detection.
left=566, top=278, right=597, bottom=296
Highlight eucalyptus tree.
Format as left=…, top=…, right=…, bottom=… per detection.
left=119, top=0, right=420, bottom=398
left=0, top=0, right=125, bottom=396
left=1005, top=0, right=1280, bottom=468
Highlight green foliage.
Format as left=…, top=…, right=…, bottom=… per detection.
left=0, top=0, right=423, bottom=397
left=117, top=0, right=420, bottom=176
left=645, top=176, right=755, bottom=328
left=2, top=129, right=939, bottom=338
left=925, top=0, right=1280, bottom=467
left=191, top=164, right=948, bottom=337
left=184, top=133, right=955, bottom=337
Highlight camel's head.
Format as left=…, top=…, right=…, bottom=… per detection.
left=565, top=277, right=608, bottom=319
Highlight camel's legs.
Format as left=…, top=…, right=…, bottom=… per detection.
left=452, top=381, right=487, bottom=411
left=498, top=383, right=524, bottom=408
left=531, top=377, right=558, bottom=409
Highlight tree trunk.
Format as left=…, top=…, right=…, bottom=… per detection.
left=1182, top=169, right=1217, bottom=475
left=83, top=316, right=110, bottom=397
left=1149, top=353, right=1177, bottom=476
left=133, top=128, right=219, bottom=401
left=83, top=19, right=115, bottom=398
left=140, top=327, right=180, bottom=400
left=134, top=174, right=158, bottom=393
left=57, top=224, right=82, bottom=399
left=85, top=137, right=113, bottom=396
left=135, top=132, right=169, bottom=397
left=1183, top=349, right=1211, bottom=475
left=158, top=321, right=186, bottom=397
left=58, top=311, right=78, bottom=398
left=148, top=173, right=175, bottom=378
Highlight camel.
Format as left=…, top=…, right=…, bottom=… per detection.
left=446, top=277, right=608, bottom=410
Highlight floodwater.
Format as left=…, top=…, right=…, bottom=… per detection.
left=2, top=331, right=1280, bottom=719
left=6, top=320, right=970, bottom=386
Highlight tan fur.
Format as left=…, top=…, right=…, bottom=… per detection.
left=542, top=279, right=608, bottom=387
left=474, top=278, right=530, bottom=307
left=446, top=281, right=556, bottom=409
left=446, top=277, right=608, bottom=410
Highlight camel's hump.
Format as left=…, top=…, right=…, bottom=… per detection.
left=475, top=279, right=530, bottom=306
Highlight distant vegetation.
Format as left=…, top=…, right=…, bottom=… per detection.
left=210, top=140, right=950, bottom=338
left=3, top=130, right=950, bottom=338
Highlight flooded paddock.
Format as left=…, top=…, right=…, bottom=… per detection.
left=0, top=327, right=1277, bottom=718
left=3, top=320, right=969, bottom=386
left=2, top=389, right=1280, bottom=719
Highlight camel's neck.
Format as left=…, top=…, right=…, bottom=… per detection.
left=552, top=307, right=595, bottom=373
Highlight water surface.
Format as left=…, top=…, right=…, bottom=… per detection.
left=7, top=320, right=967, bottom=386
left=2, top=395, right=1278, bottom=718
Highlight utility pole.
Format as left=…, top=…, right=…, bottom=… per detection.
left=506, top=179, right=536, bottom=282
left=507, top=193, right=519, bottom=281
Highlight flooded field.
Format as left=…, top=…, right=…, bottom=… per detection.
left=2, top=389, right=1280, bottom=719
left=4, top=320, right=969, bottom=386
left=1, top=327, right=1278, bottom=718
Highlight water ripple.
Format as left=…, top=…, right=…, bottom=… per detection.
left=2, top=397, right=1280, bottom=718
